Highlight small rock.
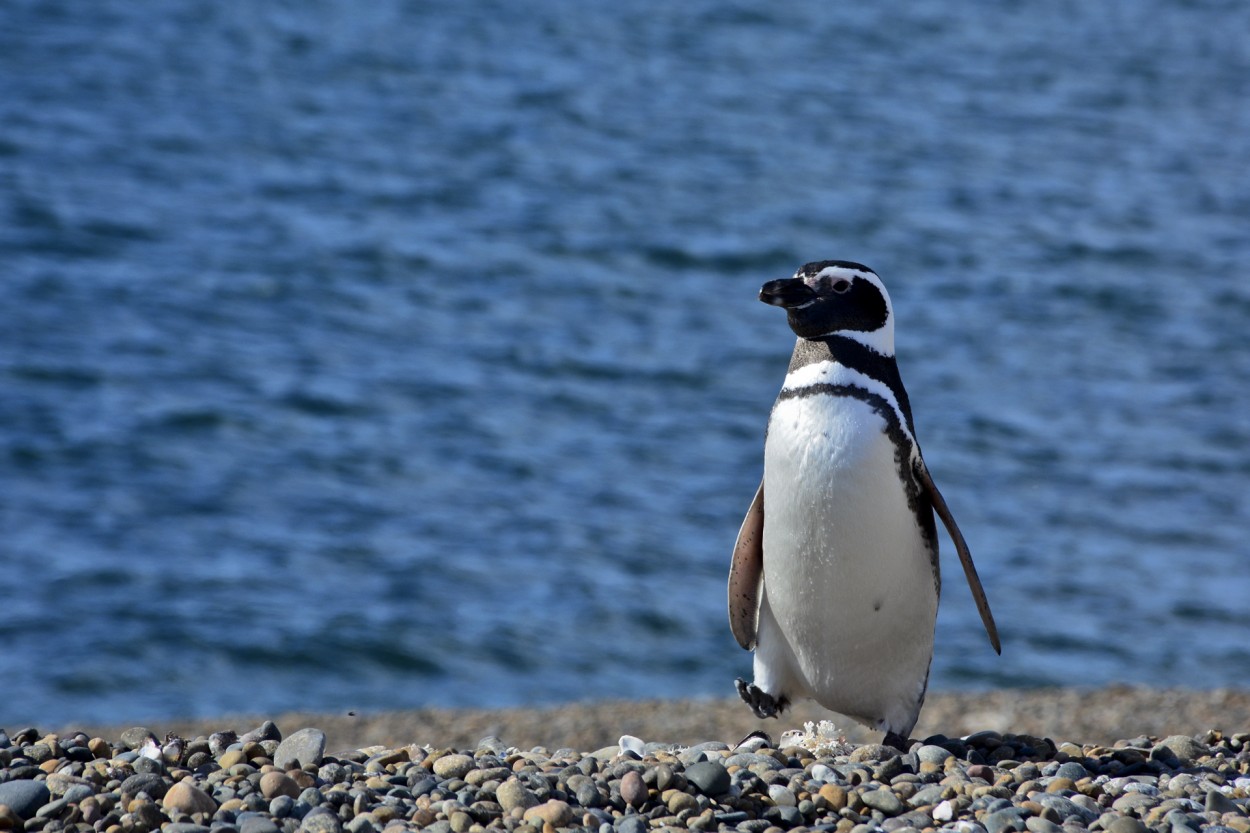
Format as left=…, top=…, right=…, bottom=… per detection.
left=299, top=807, right=342, bottom=833
left=861, top=788, right=905, bottom=816
left=850, top=744, right=896, bottom=763
left=274, top=729, right=326, bottom=770
left=496, top=779, right=539, bottom=813
left=1157, top=735, right=1207, bottom=766
left=260, top=772, right=301, bottom=800
left=819, top=784, right=847, bottom=810
left=120, top=728, right=158, bottom=751
left=916, top=745, right=953, bottom=766
left=620, top=771, right=647, bottom=808
left=432, top=754, right=475, bottom=780
left=119, top=772, right=170, bottom=800
left=685, top=761, right=731, bottom=796
left=523, top=800, right=572, bottom=827
left=162, top=782, right=217, bottom=816
left=1206, top=790, right=1244, bottom=815
left=240, top=722, right=282, bottom=744
left=1104, top=818, right=1148, bottom=833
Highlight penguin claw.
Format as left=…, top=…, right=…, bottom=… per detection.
left=735, top=678, right=787, bottom=719
left=883, top=731, right=911, bottom=751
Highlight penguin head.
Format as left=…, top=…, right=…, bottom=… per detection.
left=760, top=260, right=894, bottom=354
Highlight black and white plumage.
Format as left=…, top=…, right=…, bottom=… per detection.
left=729, top=260, right=1000, bottom=750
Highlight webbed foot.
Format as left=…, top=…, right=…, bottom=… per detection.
left=735, top=678, right=788, bottom=719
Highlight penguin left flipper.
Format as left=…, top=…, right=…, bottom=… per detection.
left=915, top=461, right=1002, bottom=654
left=728, top=480, right=765, bottom=650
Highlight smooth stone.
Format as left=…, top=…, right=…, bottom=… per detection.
left=1158, top=736, right=1207, bottom=766
left=120, top=728, right=157, bottom=751
left=1053, top=762, right=1089, bottom=781
left=298, top=808, right=342, bottom=833
left=119, top=772, right=170, bottom=800
left=1206, top=791, right=1244, bottom=815
left=916, top=745, right=953, bottom=766
left=1035, top=793, right=1098, bottom=824
left=35, top=797, right=70, bottom=819
left=908, top=785, right=945, bottom=808
left=432, top=754, right=474, bottom=781
left=768, top=785, right=796, bottom=807
left=1112, top=792, right=1158, bottom=814
left=615, top=816, right=647, bottom=833
left=932, top=800, right=954, bottom=822
left=1024, top=819, right=1062, bottom=833
left=665, top=790, right=697, bottom=815
left=63, top=785, right=95, bottom=804
left=850, top=744, right=896, bottom=763
left=269, top=796, right=295, bottom=819
left=274, top=730, right=326, bottom=770
left=983, top=808, right=1028, bottom=833
left=620, top=771, right=647, bottom=808
left=163, top=825, right=211, bottom=833
left=810, top=764, right=838, bottom=784
left=861, top=788, right=906, bottom=816
left=260, top=772, right=301, bottom=800
left=1105, top=818, right=1148, bottom=833
left=163, top=782, right=218, bottom=815
left=685, top=761, right=731, bottom=796
left=239, top=722, right=281, bottom=744
left=240, top=817, right=281, bottom=833
left=522, top=800, right=572, bottom=827
left=495, top=780, right=539, bottom=812
left=819, top=784, right=847, bottom=810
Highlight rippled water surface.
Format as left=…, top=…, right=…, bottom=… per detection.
left=3, top=1, right=1249, bottom=726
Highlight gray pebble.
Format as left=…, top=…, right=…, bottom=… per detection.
left=685, top=760, right=731, bottom=796
left=274, top=728, right=327, bottom=770
left=916, top=744, right=952, bottom=765
left=0, top=775, right=54, bottom=815
left=861, top=787, right=906, bottom=815
left=1054, top=761, right=1089, bottom=781
left=240, top=816, right=282, bottom=833
left=164, top=825, right=212, bottom=833
left=615, top=815, right=647, bottom=833
left=120, top=727, right=158, bottom=751
left=298, top=808, right=342, bottom=833
left=120, top=772, right=170, bottom=800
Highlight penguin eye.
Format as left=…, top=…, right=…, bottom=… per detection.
left=831, top=279, right=852, bottom=294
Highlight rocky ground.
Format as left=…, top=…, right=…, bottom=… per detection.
left=0, top=688, right=1246, bottom=833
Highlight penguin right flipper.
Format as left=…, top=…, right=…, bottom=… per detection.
left=728, top=480, right=765, bottom=650
left=916, top=462, right=1002, bottom=654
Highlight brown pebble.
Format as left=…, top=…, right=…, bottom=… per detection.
left=0, top=805, right=20, bottom=830
left=819, top=784, right=848, bottom=810
left=259, top=771, right=300, bottom=800
left=522, top=800, right=572, bottom=828
left=621, top=770, right=648, bottom=808
left=966, top=764, right=994, bottom=782
left=1046, top=777, right=1077, bottom=793
left=218, top=750, right=246, bottom=768
left=161, top=782, right=217, bottom=816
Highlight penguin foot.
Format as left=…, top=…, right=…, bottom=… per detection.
left=735, top=678, right=788, bottom=719
left=882, top=731, right=911, bottom=751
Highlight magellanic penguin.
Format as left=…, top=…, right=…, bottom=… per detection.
left=729, top=260, right=1000, bottom=750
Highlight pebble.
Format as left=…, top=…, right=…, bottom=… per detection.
left=0, top=722, right=1244, bottom=833
left=274, top=728, right=327, bottom=770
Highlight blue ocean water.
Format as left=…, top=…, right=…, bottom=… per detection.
left=2, top=1, right=1249, bottom=727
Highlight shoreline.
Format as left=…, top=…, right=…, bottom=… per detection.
left=61, top=686, right=1250, bottom=753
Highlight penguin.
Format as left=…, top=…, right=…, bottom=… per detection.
left=728, top=260, right=1000, bottom=750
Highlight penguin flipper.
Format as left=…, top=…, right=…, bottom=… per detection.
left=916, top=463, right=1002, bottom=654
left=728, top=480, right=765, bottom=650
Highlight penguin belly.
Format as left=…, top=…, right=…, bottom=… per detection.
left=757, top=391, right=938, bottom=734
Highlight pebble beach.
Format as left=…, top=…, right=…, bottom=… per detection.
left=3, top=688, right=1248, bottom=833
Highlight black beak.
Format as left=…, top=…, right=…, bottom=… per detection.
left=759, top=278, right=816, bottom=309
